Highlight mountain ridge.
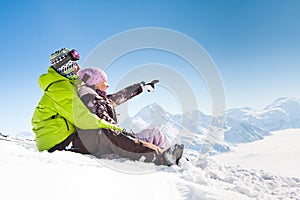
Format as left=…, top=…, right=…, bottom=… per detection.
left=120, top=97, right=300, bottom=153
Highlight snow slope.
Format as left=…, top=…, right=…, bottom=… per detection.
left=1, top=134, right=299, bottom=200
left=213, top=129, right=300, bottom=178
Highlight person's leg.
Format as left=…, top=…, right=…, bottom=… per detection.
left=48, top=132, right=78, bottom=152
left=136, top=127, right=170, bottom=149
left=48, top=129, right=182, bottom=166
left=76, top=129, right=163, bottom=163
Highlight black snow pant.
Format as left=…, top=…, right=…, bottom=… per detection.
left=49, top=129, right=164, bottom=164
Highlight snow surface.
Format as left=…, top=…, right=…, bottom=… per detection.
left=1, top=132, right=300, bottom=200
left=213, top=129, right=300, bottom=178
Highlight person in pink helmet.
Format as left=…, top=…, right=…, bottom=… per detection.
left=77, top=67, right=170, bottom=149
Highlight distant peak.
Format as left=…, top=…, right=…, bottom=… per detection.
left=273, top=97, right=300, bottom=103
left=142, top=103, right=165, bottom=111
left=273, top=97, right=291, bottom=103
left=265, top=97, right=300, bottom=110
left=149, top=102, right=161, bottom=107
left=136, top=103, right=175, bottom=119
left=270, top=97, right=300, bottom=104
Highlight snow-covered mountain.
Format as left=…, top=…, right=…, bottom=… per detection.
left=14, top=131, right=34, bottom=140
left=223, top=118, right=270, bottom=144
left=120, top=97, right=300, bottom=152
left=227, top=97, right=300, bottom=131
left=223, top=97, right=300, bottom=144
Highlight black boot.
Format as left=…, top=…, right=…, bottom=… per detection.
left=155, top=144, right=184, bottom=166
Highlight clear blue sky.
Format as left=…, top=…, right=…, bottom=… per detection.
left=0, top=0, right=299, bottom=135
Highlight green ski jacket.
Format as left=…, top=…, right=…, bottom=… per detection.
left=31, top=67, right=122, bottom=151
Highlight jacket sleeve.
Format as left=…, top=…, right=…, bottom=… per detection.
left=108, top=83, right=143, bottom=106
left=46, top=82, right=122, bottom=132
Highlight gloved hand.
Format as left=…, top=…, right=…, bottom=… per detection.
left=141, top=80, right=159, bottom=92
left=122, top=129, right=136, bottom=138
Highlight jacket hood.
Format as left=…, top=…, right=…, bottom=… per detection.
left=78, top=85, right=98, bottom=98
left=39, top=67, right=76, bottom=91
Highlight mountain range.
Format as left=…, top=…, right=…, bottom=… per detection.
left=120, top=97, right=300, bottom=153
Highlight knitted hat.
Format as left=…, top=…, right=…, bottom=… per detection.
left=55, top=60, right=78, bottom=78
left=78, top=67, right=108, bottom=86
left=50, top=48, right=80, bottom=78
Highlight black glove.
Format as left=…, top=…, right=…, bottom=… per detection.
left=122, top=129, right=136, bottom=138
left=141, top=80, right=159, bottom=92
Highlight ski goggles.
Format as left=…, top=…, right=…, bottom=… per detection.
left=69, top=49, right=80, bottom=61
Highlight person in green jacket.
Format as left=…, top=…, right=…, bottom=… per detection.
left=31, top=48, right=184, bottom=166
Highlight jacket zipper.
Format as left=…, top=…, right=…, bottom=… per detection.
left=63, top=117, right=70, bottom=131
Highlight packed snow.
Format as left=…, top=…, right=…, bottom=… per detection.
left=213, top=129, right=300, bottom=178
left=1, top=130, right=300, bottom=200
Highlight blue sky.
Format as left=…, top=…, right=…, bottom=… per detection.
left=0, top=0, right=299, bottom=135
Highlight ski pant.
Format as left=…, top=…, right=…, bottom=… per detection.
left=49, top=129, right=164, bottom=164
left=136, top=127, right=170, bottom=149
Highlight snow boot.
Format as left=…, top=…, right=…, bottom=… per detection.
left=156, top=144, right=184, bottom=166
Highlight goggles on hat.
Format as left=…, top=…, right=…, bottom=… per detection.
left=69, top=49, right=80, bottom=61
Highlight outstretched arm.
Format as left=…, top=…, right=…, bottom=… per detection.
left=108, top=83, right=143, bottom=106
left=108, top=80, right=159, bottom=106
